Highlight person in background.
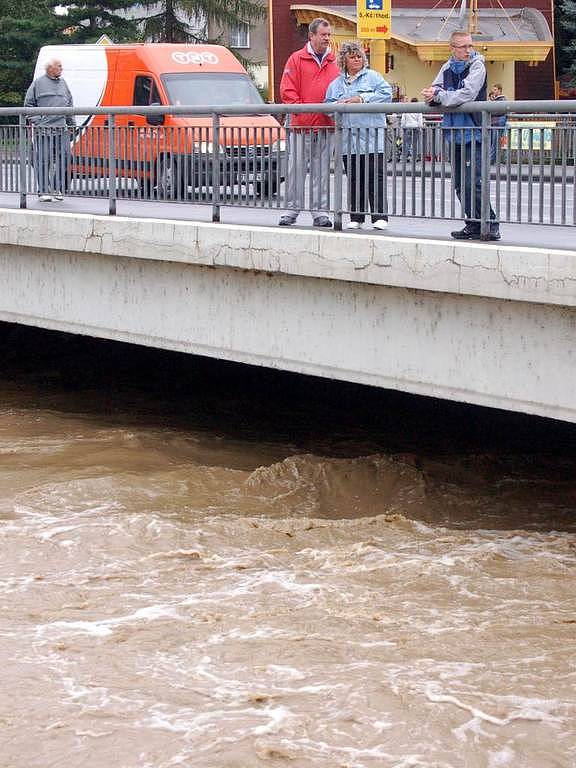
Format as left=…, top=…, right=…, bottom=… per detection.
left=325, top=40, right=392, bottom=230
left=24, top=59, right=75, bottom=203
left=400, top=97, right=424, bottom=160
left=278, top=17, right=340, bottom=228
left=422, top=30, right=500, bottom=241
left=488, top=83, right=507, bottom=164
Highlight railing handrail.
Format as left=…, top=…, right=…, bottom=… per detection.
left=4, top=99, right=576, bottom=119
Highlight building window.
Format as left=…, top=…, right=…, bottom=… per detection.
left=229, top=22, right=250, bottom=49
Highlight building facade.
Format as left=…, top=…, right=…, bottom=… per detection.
left=213, top=0, right=269, bottom=94
left=268, top=1, right=555, bottom=102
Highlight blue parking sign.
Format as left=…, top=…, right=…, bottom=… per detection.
left=367, top=0, right=383, bottom=8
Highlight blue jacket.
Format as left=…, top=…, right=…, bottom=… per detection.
left=325, top=67, right=392, bottom=153
left=430, top=53, right=487, bottom=143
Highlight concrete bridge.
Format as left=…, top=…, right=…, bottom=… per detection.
left=0, top=205, right=575, bottom=423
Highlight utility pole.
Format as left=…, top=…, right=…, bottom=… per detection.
left=468, top=0, right=479, bottom=35
left=267, top=0, right=275, bottom=101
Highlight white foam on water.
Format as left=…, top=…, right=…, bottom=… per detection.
left=36, top=603, right=182, bottom=638
left=38, top=524, right=89, bottom=541
left=62, top=677, right=112, bottom=707
left=488, top=746, right=516, bottom=766
left=266, top=665, right=307, bottom=680
left=252, top=704, right=291, bottom=735
left=426, top=685, right=565, bottom=727
left=207, top=627, right=292, bottom=644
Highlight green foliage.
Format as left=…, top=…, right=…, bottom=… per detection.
left=0, top=1, right=143, bottom=109
left=0, top=1, right=59, bottom=109
left=0, top=0, right=266, bottom=110
left=134, top=0, right=265, bottom=44
left=556, top=0, right=576, bottom=81
left=50, top=1, right=141, bottom=43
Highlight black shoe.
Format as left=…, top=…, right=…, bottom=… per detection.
left=451, top=226, right=480, bottom=240
left=313, top=216, right=332, bottom=228
left=279, top=215, right=296, bottom=226
left=487, top=230, right=501, bottom=241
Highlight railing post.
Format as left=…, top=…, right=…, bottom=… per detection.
left=480, top=109, right=491, bottom=240
left=333, top=112, right=343, bottom=231
left=212, top=112, right=220, bottom=223
left=108, top=113, right=116, bottom=216
left=18, top=114, right=28, bottom=209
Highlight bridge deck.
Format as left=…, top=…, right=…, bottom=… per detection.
left=0, top=192, right=574, bottom=253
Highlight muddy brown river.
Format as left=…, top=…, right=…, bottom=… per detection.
left=1, top=325, right=575, bottom=768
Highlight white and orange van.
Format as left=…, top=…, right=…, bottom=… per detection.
left=32, top=44, right=285, bottom=198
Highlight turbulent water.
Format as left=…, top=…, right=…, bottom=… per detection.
left=1, top=325, right=575, bottom=768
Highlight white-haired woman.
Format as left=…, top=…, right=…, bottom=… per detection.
left=325, top=41, right=392, bottom=230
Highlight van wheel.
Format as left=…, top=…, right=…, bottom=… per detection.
left=153, top=155, right=187, bottom=200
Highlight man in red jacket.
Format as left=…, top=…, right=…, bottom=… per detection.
left=279, top=18, right=340, bottom=228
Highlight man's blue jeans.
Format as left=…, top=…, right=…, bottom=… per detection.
left=453, top=139, right=497, bottom=232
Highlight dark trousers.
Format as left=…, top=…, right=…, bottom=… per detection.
left=343, top=152, right=388, bottom=223
left=453, top=140, right=497, bottom=232
left=33, top=128, right=70, bottom=195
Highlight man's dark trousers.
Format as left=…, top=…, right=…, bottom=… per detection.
left=453, top=139, right=497, bottom=233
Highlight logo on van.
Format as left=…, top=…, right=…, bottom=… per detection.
left=172, top=51, right=219, bottom=65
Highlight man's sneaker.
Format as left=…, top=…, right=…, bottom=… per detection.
left=278, top=215, right=296, bottom=226
left=373, top=219, right=389, bottom=231
left=346, top=221, right=362, bottom=230
left=38, top=194, right=52, bottom=202
left=451, top=226, right=480, bottom=240
left=487, top=229, right=501, bottom=241
left=53, top=193, right=64, bottom=201
left=313, top=216, right=332, bottom=228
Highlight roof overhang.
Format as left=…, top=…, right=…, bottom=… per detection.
left=290, top=5, right=357, bottom=34
left=290, top=5, right=553, bottom=63
left=414, top=41, right=551, bottom=63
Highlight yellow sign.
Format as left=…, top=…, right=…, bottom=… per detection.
left=357, top=0, right=391, bottom=39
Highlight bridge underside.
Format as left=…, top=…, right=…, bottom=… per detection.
left=0, top=209, right=575, bottom=423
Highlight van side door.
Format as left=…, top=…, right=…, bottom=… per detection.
left=115, top=74, right=165, bottom=183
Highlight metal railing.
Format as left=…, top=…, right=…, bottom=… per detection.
left=0, top=100, right=575, bottom=236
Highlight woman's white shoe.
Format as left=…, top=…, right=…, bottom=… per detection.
left=346, top=221, right=361, bottom=230
left=373, top=219, right=389, bottom=230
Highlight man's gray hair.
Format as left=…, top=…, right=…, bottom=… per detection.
left=336, top=41, right=368, bottom=73
left=44, top=58, right=62, bottom=72
left=308, top=17, right=330, bottom=35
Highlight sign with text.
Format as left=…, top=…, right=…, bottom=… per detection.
left=357, top=0, right=391, bottom=39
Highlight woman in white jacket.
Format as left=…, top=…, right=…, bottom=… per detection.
left=400, top=97, right=424, bottom=159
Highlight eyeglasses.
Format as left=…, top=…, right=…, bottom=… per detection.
left=346, top=53, right=363, bottom=59
left=451, top=43, right=474, bottom=50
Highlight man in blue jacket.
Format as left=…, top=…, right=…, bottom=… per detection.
left=422, top=31, right=500, bottom=241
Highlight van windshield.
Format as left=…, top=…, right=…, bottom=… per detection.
left=162, top=73, right=264, bottom=110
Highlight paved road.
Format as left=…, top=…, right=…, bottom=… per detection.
left=1, top=191, right=574, bottom=252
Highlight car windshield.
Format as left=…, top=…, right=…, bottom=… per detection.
left=162, top=72, right=264, bottom=110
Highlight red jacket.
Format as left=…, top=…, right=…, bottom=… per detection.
left=280, top=44, right=339, bottom=128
